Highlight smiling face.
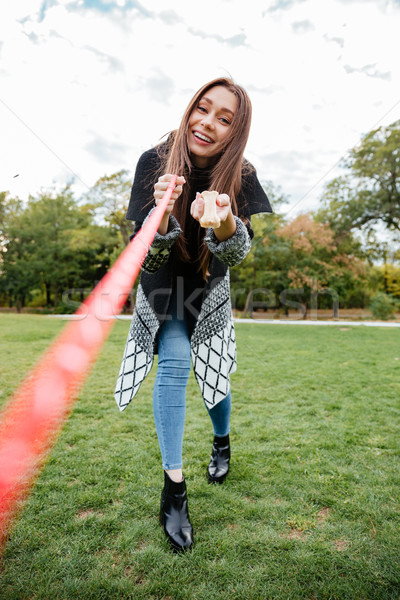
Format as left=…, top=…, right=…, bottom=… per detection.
left=187, top=85, right=238, bottom=168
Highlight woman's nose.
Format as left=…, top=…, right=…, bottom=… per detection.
left=201, top=114, right=214, bottom=128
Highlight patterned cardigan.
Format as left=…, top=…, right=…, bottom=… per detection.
left=114, top=148, right=271, bottom=412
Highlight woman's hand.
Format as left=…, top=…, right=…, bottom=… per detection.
left=154, top=174, right=185, bottom=215
left=191, top=192, right=236, bottom=241
left=191, top=193, right=231, bottom=224
left=154, top=174, right=185, bottom=235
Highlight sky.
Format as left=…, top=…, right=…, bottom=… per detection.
left=1, top=0, right=399, bottom=217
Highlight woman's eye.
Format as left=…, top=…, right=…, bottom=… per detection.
left=220, top=117, right=231, bottom=125
left=198, top=106, right=207, bottom=113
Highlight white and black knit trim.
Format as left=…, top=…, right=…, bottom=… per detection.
left=141, top=209, right=182, bottom=273
left=191, top=273, right=232, bottom=345
left=114, top=284, right=160, bottom=411
left=191, top=272, right=237, bottom=408
left=204, top=216, right=251, bottom=266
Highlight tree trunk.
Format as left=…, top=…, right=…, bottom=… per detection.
left=54, top=281, right=59, bottom=307
left=120, top=222, right=131, bottom=247
left=244, top=286, right=254, bottom=318
left=45, top=282, right=51, bottom=306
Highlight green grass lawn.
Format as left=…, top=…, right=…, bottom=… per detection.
left=0, top=314, right=399, bottom=600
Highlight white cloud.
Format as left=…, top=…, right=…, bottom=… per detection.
left=0, top=0, right=399, bottom=216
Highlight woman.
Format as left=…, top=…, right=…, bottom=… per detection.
left=115, top=77, right=272, bottom=552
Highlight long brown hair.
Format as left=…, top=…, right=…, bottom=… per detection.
left=158, top=77, right=253, bottom=277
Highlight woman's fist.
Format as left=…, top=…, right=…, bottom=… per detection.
left=154, top=174, right=185, bottom=215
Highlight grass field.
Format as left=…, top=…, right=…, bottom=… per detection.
left=0, top=314, right=399, bottom=600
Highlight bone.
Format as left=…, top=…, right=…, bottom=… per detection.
left=199, top=190, right=221, bottom=228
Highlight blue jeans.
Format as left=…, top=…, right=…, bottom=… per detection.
left=153, top=303, right=231, bottom=470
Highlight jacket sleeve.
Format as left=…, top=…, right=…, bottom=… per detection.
left=132, top=207, right=182, bottom=274
left=204, top=216, right=252, bottom=267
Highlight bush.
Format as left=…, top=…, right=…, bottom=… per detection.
left=369, top=292, right=399, bottom=320
left=26, top=288, right=46, bottom=308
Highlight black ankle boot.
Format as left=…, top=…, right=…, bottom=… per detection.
left=159, top=471, right=193, bottom=553
left=207, top=434, right=230, bottom=484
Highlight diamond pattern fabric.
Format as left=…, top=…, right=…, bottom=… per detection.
left=191, top=319, right=236, bottom=409
left=114, top=284, right=158, bottom=411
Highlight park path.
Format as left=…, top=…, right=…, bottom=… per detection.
left=233, top=318, right=400, bottom=328
left=71, top=315, right=399, bottom=328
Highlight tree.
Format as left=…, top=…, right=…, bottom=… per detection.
left=0, top=191, right=7, bottom=230
left=230, top=181, right=289, bottom=313
left=0, top=193, right=36, bottom=310
left=348, top=120, right=400, bottom=232
left=86, top=170, right=133, bottom=248
left=232, top=205, right=368, bottom=318
left=232, top=183, right=367, bottom=317
left=369, top=263, right=400, bottom=299
left=0, top=190, right=119, bottom=310
left=275, top=214, right=367, bottom=318
left=318, top=120, right=400, bottom=238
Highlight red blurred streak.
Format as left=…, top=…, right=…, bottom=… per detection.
left=0, top=176, right=177, bottom=547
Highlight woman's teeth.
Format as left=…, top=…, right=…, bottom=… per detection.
left=194, top=132, right=213, bottom=143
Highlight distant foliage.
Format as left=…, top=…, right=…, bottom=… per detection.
left=231, top=190, right=368, bottom=317
left=369, top=292, right=399, bottom=320
left=0, top=188, right=119, bottom=311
